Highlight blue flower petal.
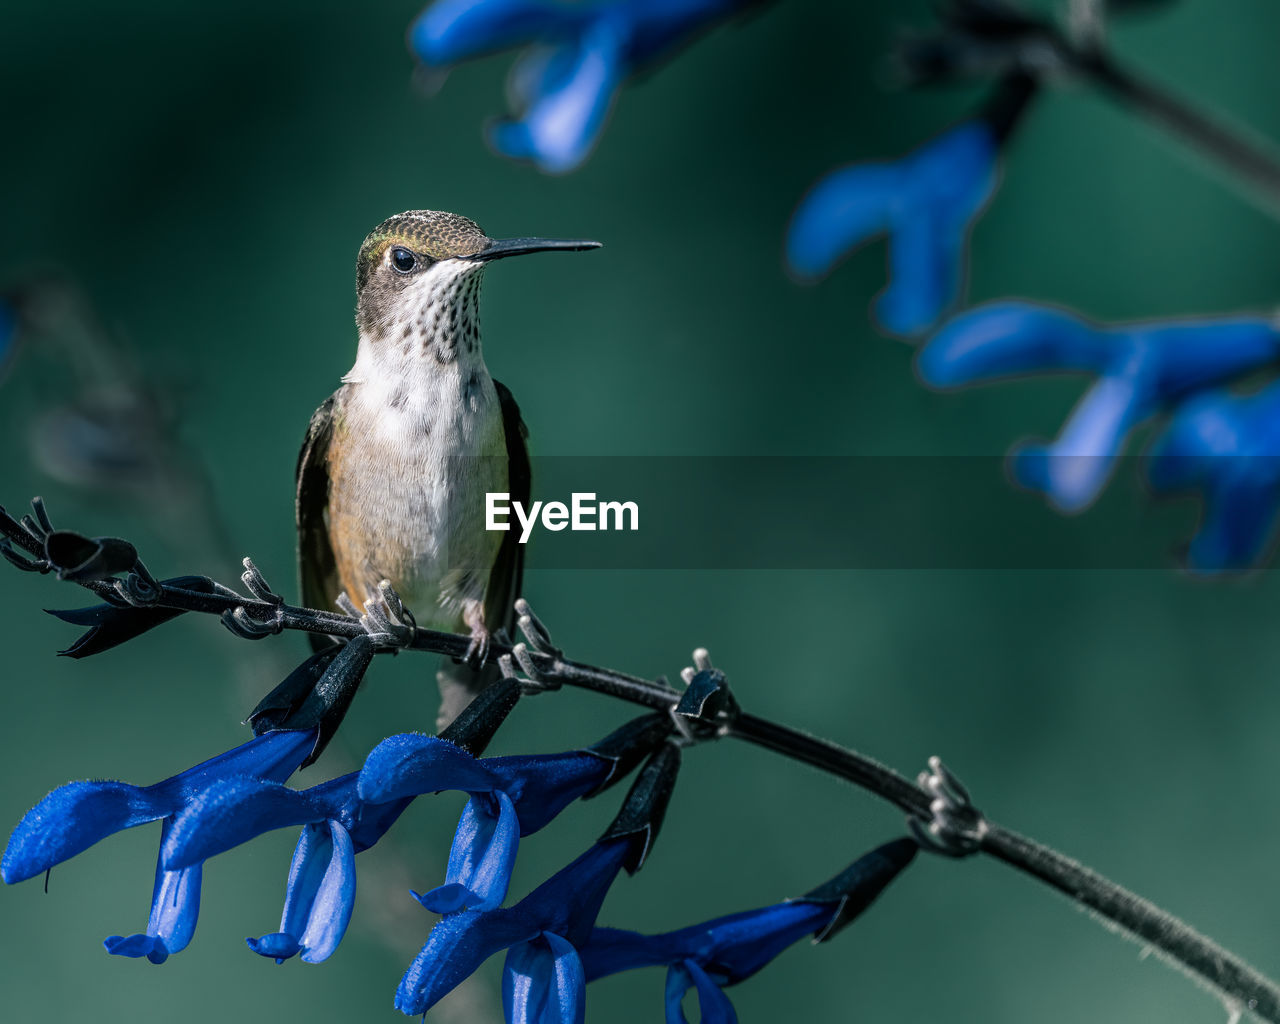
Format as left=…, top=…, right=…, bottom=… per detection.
left=161, top=776, right=327, bottom=871
left=919, top=302, right=1280, bottom=512
left=876, top=205, right=957, bottom=338
left=422, top=790, right=521, bottom=912
left=357, top=734, right=497, bottom=805
left=297, top=820, right=356, bottom=963
left=177, top=729, right=317, bottom=790
left=1148, top=383, right=1280, bottom=571
left=0, top=298, right=16, bottom=372
left=280, top=823, right=333, bottom=941
left=486, top=751, right=612, bottom=833
left=514, top=838, right=633, bottom=947
left=245, top=931, right=302, bottom=964
left=143, top=858, right=202, bottom=956
left=4, top=781, right=174, bottom=883
left=504, top=931, right=586, bottom=1024
left=1010, top=375, right=1145, bottom=513
left=785, top=164, right=899, bottom=281
left=248, top=822, right=332, bottom=963
left=917, top=302, right=1100, bottom=388
left=581, top=899, right=832, bottom=983
left=246, top=821, right=358, bottom=965
left=410, top=0, right=587, bottom=67
left=665, top=959, right=736, bottom=1024
left=488, top=18, right=625, bottom=173
left=396, top=908, right=536, bottom=1016
left=397, top=838, right=633, bottom=1015
left=787, top=121, right=997, bottom=336
left=105, top=842, right=201, bottom=965
left=104, top=932, right=171, bottom=965
left=3, top=731, right=314, bottom=884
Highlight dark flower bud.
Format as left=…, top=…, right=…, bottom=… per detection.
left=248, top=636, right=375, bottom=767
left=48, top=575, right=218, bottom=658
left=599, top=741, right=681, bottom=874
left=582, top=712, right=673, bottom=797
left=436, top=674, right=522, bottom=755
left=805, top=837, right=919, bottom=943
left=674, top=669, right=739, bottom=735
left=44, top=530, right=137, bottom=582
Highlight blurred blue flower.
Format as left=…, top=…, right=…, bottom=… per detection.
left=917, top=301, right=1280, bottom=512
left=408, top=0, right=752, bottom=173
left=786, top=121, right=998, bottom=336
left=1148, top=382, right=1280, bottom=572
left=0, top=297, right=16, bottom=375
left=1, top=728, right=316, bottom=964
left=396, top=835, right=637, bottom=1019
left=580, top=838, right=918, bottom=1024
left=359, top=733, right=618, bottom=914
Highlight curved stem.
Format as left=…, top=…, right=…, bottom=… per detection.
left=982, top=825, right=1279, bottom=1020
left=17, top=545, right=1280, bottom=1020
left=1080, top=52, right=1280, bottom=218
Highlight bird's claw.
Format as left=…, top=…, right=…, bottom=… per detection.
left=463, top=627, right=490, bottom=670
left=342, top=581, right=419, bottom=651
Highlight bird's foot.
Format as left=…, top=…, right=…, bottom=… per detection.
left=340, top=580, right=419, bottom=650
left=497, top=599, right=564, bottom=695
left=463, top=626, right=490, bottom=670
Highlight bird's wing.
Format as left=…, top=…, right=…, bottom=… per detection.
left=485, top=378, right=530, bottom=638
left=296, top=391, right=341, bottom=653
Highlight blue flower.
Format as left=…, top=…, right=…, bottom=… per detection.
left=396, top=835, right=637, bottom=1019
left=579, top=838, right=918, bottom=1024
left=162, top=731, right=626, bottom=962
left=1, top=728, right=316, bottom=964
left=0, top=296, right=16, bottom=375
left=358, top=733, right=619, bottom=914
left=916, top=301, right=1280, bottom=512
left=398, top=740, right=681, bottom=1020
left=162, top=766, right=414, bottom=963
left=786, top=121, right=999, bottom=336
left=1147, top=382, right=1280, bottom=572
left=408, top=0, right=751, bottom=173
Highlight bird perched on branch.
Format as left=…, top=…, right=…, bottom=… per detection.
left=296, top=209, right=600, bottom=724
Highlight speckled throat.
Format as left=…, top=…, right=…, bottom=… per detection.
left=330, top=256, right=508, bottom=631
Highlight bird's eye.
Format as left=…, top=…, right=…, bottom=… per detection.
left=390, top=247, right=417, bottom=274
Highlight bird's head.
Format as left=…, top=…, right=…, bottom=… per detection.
left=353, top=210, right=600, bottom=353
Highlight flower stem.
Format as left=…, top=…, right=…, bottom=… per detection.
left=1080, top=51, right=1280, bottom=218
left=20, top=551, right=1280, bottom=1020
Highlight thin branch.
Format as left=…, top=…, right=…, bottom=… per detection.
left=6, top=505, right=1280, bottom=1021
left=895, top=0, right=1280, bottom=220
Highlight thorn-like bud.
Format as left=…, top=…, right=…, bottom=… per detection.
left=674, top=668, right=740, bottom=738
left=247, top=636, right=376, bottom=767
left=599, top=741, right=682, bottom=874
left=48, top=575, right=216, bottom=657
left=515, top=597, right=560, bottom=656
left=804, top=837, right=919, bottom=944
left=240, top=557, right=283, bottom=604
left=582, top=712, right=674, bottom=797
left=437, top=675, right=522, bottom=756
left=908, top=756, right=987, bottom=857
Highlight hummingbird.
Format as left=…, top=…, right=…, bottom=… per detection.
left=295, top=210, right=600, bottom=724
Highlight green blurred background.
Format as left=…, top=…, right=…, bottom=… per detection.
left=4, top=1, right=1280, bottom=1021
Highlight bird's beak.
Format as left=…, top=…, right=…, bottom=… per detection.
left=472, top=237, right=603, bottom=262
